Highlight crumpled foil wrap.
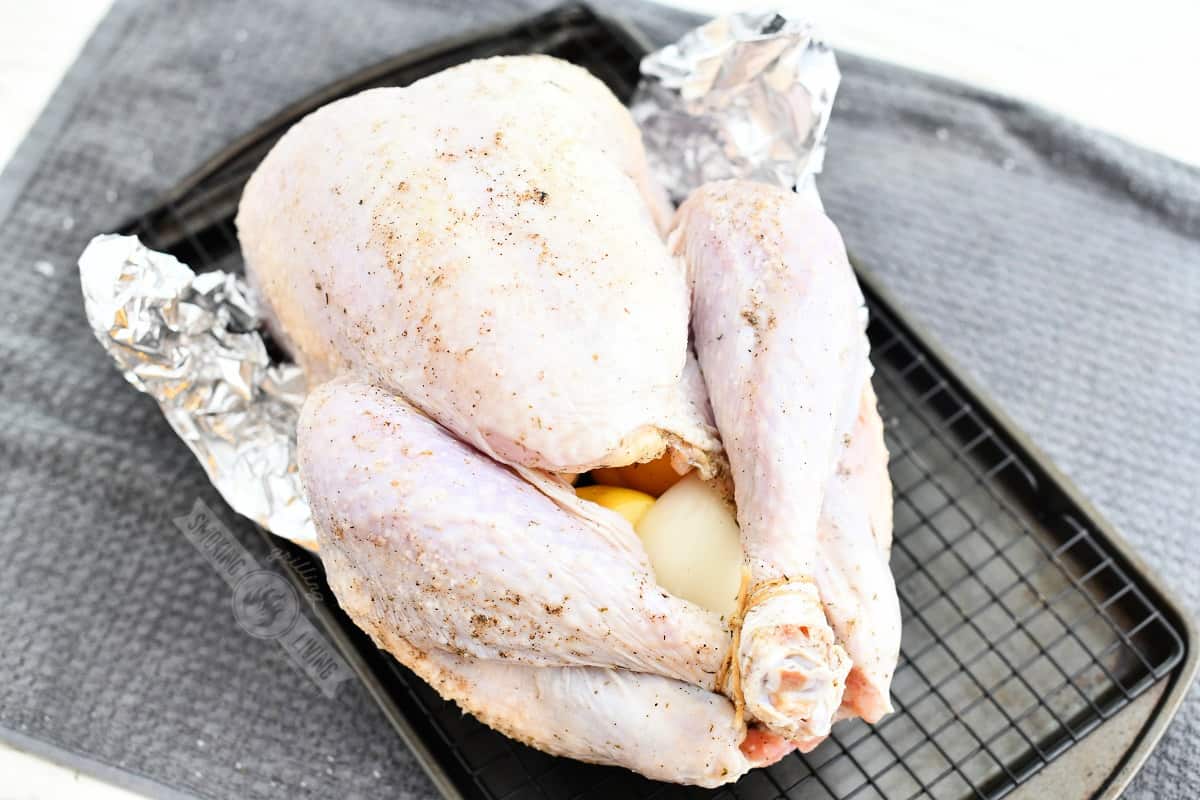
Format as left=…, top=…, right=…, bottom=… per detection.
left=631, top=9, right=839, bottom=201
left=79, top=235, right=318, bottom=549
left=78, top=9, right=836, bottom=549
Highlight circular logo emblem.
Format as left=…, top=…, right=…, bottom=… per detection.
left=232, top=570, right=300, bottom=639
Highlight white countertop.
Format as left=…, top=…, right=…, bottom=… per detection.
left=0, top=1, right=1196, bottom=797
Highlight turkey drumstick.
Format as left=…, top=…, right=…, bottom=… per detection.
left=672, top=180, right=877, bottom=744
left=299, top=377, right=729, bottom=686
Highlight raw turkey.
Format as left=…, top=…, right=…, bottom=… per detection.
left=237, top=54, right=715, bottom=476
left=237, top=54, right=900, bottom=787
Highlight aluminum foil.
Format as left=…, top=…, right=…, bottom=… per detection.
left=77, top=9, right=837, bottom=549
left=632, top=9, right=840, bottom=201
left=79, top=235, right=318, bottom=549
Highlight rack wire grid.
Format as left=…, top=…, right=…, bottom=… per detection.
left=120, top=5, right=1191, bottom=800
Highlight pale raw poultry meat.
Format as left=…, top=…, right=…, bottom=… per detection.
left=237, top=54, right=900, bottom=787
left=238, top=55, right=713, bottom=476
left=672, top=181, right=900, bottom=732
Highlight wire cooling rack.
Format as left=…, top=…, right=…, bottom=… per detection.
left=120, top=5, right=1195, bottom=799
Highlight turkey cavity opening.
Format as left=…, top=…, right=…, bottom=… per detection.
left=575, top=457, right=744, bottom=620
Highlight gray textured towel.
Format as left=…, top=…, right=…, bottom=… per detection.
left=0, top=1, right=1195, bottom=798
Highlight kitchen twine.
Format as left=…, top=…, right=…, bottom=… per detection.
left=714, top=570, right=797, bottom=728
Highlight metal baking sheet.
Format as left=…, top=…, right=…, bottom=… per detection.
left=119, top=5, right=1197, bottom=798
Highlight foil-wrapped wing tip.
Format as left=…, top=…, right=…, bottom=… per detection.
left=631, top=9, right=839, bottom=202
left=79, top=234, right=318, bottom=550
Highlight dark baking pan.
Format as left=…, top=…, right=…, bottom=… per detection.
left=119, top=4, right=1198, bottom=799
